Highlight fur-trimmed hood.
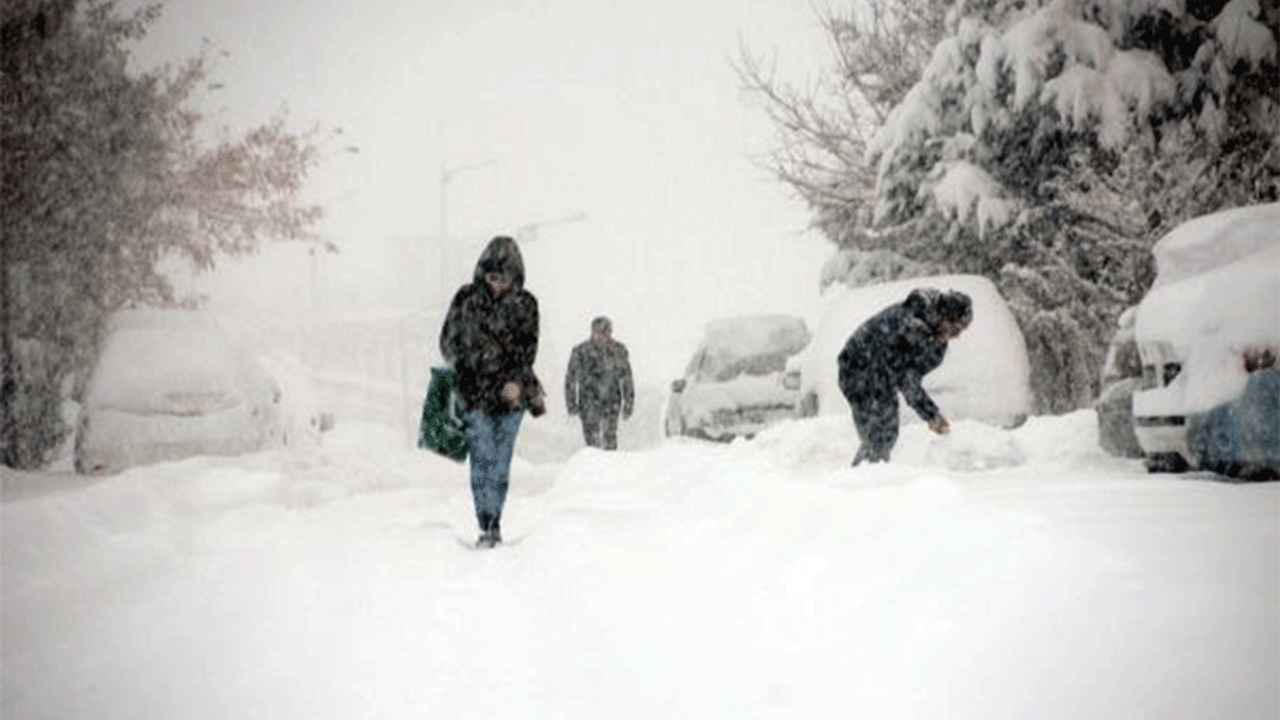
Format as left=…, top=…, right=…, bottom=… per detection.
left=440, top=235, right=542, bottom=415
left=472, top=236, right=526, bottom=291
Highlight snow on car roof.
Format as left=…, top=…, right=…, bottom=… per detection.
left=1137, top=241, right=1280, bottom=349
left=700, top=314, right=811, bottom=359
left=1140, top=203, right=1280, bottom=349
left=1151, top=202, right=1280, bottom=288
left=86, top=309, right=272, bottom=414
left=1136, top=208, right=1280, bottom=414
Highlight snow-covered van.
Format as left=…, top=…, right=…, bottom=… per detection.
left=1132, top=203, right=1280, bottom=478
left=791, top=274, right=1032, bottom=428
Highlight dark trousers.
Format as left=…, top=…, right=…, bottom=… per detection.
left=580, top=407, right=620, bottom=450
left=847, top=388, right=899, bottom=465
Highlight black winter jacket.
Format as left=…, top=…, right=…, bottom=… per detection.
left=837, top=289, right=950, bottom=422
left=440, top=237, right=543, bottom=415
left=565, top=339, right=634, bottom=416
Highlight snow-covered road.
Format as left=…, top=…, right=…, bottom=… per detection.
left=3, top=412, right=1277, bottom=720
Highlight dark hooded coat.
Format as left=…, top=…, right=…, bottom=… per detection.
left=837, top=288, right=954, bottom=423
left=440, top=236, right=543, bottom=416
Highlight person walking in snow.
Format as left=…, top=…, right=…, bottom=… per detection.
left=440, top=235, right=546, bottom=548
left=565, top=316, right=634, bottom=450
left=838, top=288, right=973, bottom=466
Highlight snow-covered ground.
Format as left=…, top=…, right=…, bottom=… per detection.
left=4, top=405, right=1277, bottom=720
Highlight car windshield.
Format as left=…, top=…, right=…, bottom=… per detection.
left=696, top=350, right=791, bottom=383
left=691, top=315, right=811, bottom=384
left=87, top=326, right=265, bottom=414
left=1103, top=338, right=1141, bottom=383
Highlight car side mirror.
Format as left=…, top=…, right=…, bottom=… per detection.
left=782, top=370, right=801, bottom=390
left=671, top=379, right=686, bottom=394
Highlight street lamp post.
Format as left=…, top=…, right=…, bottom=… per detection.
left=439, top=158, right=499, bottom=304
left=309, top=143, right=360, bottom=315
left=402, top=156, right=496, bottom=447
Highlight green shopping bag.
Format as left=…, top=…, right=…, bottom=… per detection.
left=418, top=367, right=469, bottom=462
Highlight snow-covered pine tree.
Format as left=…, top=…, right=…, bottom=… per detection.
left=861, top=0, right=1278, bottom=413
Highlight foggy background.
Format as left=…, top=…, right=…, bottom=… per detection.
left=128, top=0, right=838, bottom=421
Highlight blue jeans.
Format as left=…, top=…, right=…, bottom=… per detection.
left=463, top=409, right=524, bottom=529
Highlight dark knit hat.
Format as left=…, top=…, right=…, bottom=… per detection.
left=937, top=290, right=973, bottom=329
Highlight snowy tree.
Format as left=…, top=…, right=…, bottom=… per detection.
left=747, top=0, right=1278, bottom=413
left=867, top=0, right=1278, bottom=413
left=737, top=0, right=952, bottom=247
left=1, top=0, right=327, bottom=468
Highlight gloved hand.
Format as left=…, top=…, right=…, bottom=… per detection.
left=927, top=414, right=950, bottom=435
left=528, top=391, right=547, bottom=418
left=500, top=382, right=521, bottom=408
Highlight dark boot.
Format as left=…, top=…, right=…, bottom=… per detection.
left=851, top=445, right=870, bottom=467
left=851, top=444, right=890, bottom=467
left=476, top=512, right=496, bottom=548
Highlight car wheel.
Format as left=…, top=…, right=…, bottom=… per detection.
left=1145, top=452, right=1189, bottom=474
left=664, top=412, right=683, bottom=438
left=1241, top=466, right=1280, bottom=482
left=799, top=391, right=818, bottom=418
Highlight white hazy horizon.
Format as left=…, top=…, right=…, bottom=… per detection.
left=128, top=0, right=835, bottom=316
left=130, top=0, right=839, bottom=385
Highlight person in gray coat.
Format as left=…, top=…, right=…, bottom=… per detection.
left=565, top=316, right=634, bottom=450
left=838, top=288, right=973, bottom=466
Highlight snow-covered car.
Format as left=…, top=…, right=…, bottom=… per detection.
left=74, top=309, right=326, bottom=475
left=664, top=315, right=811, bottom=441
left=791, top=274, right=1031, bottom=428
left=1095, top=307, right=1145, bottom=458
left=1131, top=202, right=1280, bottom=479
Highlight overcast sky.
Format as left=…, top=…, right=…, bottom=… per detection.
left=124, top=0, right=839, bottom=375
left=125, top=0, right=827, bottom=232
